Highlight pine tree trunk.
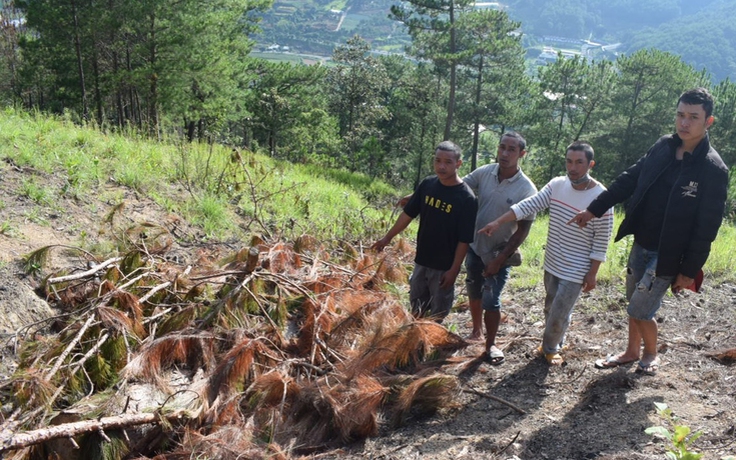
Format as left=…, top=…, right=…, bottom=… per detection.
left=0, top=412, right=187, bottom=453
left=70, top=0, right=89, bottom=121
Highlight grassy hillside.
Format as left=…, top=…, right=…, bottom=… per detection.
left=2, top=108, right=736, bottom=460
left=0, top=108, right=400, bottom=247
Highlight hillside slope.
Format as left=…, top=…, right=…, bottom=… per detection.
left=1, top=114, right=735, bottom=459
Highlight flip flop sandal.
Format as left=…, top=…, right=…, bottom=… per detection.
left=485, top=346, right=505, bottom=365
left=545, top=352, right=564, bottom=365
left=594, top=355, right=637, bottom=369
left=635, top=359, right=660, bottom=375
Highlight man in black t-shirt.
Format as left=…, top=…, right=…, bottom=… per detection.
left=372, top=141, right=477, bottom=321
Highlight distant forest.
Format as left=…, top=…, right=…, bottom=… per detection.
left=509, top=0, right=736, bottom=81
left=257, top=0, right=736, bottom=82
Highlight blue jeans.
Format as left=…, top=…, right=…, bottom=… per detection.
left=542, top=271, right=583, bottom=354
left=465, top=248, right=510, bottom=311
left=625, top=243, right=675, bottom=320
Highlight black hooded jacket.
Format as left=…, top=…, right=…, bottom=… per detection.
left=587, top=134, right=729, bottom=278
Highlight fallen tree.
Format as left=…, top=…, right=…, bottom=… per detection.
left=1, top=233, right=474, bottom=458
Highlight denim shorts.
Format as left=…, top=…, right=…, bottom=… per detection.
left=625, top=243, right=675, bottom=320
left=465, top=247, right=510, bottom=311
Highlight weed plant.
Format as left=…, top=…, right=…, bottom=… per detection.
left=646, top=402, right=704, bottom=460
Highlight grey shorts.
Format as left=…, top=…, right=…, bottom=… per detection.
left=409, top=263, right=455, bottom=321
left=625, top=243, right=675, bottom=320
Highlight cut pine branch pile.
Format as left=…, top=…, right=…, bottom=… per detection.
left=1, top=235, right=470, bottom=459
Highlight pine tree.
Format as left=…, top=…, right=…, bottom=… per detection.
left=390, top=0, right=474, bottom=141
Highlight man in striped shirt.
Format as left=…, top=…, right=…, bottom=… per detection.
left=478, top=141, right=613, bottom=365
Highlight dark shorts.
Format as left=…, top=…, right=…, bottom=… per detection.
left=465, top=247, right=510, bottom=311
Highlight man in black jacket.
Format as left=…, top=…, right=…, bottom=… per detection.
left=569, top=87, right=729, bottom=375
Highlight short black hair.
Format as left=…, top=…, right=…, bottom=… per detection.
left=501, top=131, right=527, bottom=151
left=678, top=87, right=714, bottom=118
left=436, top=140, right=462, bottom=160
left=566, top=141, right=594, bottom=163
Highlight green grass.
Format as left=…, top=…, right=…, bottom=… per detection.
left=24, top=207, right=49, bottom=226
left=0, top=107, right=398, bottom=246
left=1, top=109, right=175, bottom=195
left=704, top=223, right=736, bottom=282
left=0, top=220, right=14, bottom=236
left=186, top=194, right=234, bottom=237
left=326, top=0, right=347, bottom=10
left=301, top=164, right=398, bottom=198
left=19, top=178, right=54, bottom=206
left=233, top=158, right=395, bottom=241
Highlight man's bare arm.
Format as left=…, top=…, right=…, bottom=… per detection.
left=372, top=212, right=413, bottom=252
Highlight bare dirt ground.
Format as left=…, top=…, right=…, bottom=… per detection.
left=1, top=159, right=735, bottom=459
left=323, top=283, right=736, bottom=460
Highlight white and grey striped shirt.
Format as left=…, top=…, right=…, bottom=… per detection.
left=511, top=176, right=613, bottom=283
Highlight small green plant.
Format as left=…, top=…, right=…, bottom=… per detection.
left=645, top=402, right=703, bottom=460
left=0, top=220, right=13, bottom=235
left=24, top=207, right=49, bottom=226
left=19, top=178, right=53, bottom=205
left=192, top=194, right=232, bottom=237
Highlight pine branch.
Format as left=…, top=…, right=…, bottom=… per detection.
left=47, top=257, right=123, bottom=284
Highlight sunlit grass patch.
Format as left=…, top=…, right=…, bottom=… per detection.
left=0, top=220, right=14, bottom=236
left=513, top=208, right=735, bottom=291
left=19, top=178, right=54, bottom=206
left=23, top=207, right=49, bottom=226
left=187, top=194, right=234, bottom=238
left=705, top=223, right=736, bottom=283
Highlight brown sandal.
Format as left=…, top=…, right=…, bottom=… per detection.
left=537, top=346, right=564, bottom=365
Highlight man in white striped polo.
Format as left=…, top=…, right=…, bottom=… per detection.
left=478, top=141, right=613, bottom=365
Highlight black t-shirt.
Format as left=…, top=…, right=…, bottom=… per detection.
left=634, top=157, right=682, bottom=250
left=404, top=177, right=477, bottom=271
